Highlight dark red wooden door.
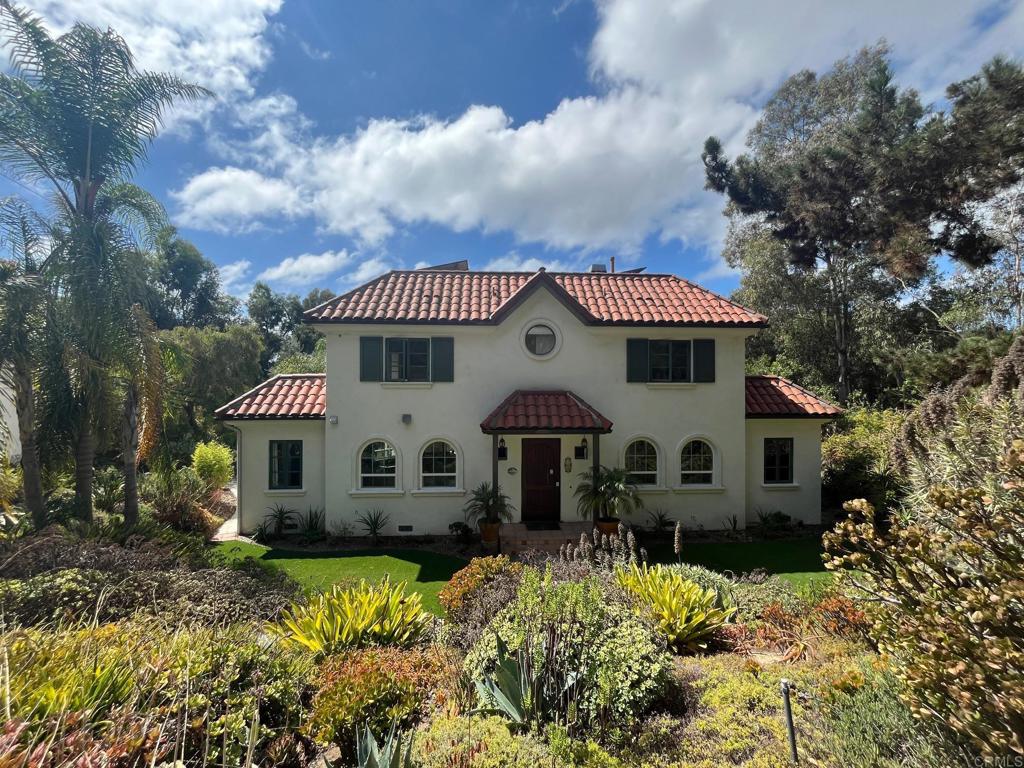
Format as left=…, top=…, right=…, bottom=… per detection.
left=521, top=438, right=561, bottom=523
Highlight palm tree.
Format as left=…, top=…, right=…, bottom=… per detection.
left=0, top=198, right=48, bottom=528
left=0, top=3, right=209, bottom=520
left=575, top=465, right=643, bottom=523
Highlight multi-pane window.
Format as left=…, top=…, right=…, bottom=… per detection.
left=680, top=439, right=714, bottom=485
left=649, top=340, right=692, bottom=382
left=624, top=439, right=658, bottom=486
left=360, top=440, right=397, bottom=488
left=269, top=440, right=302, bottom=489
left=763, top=438, right=794, bottom=484
left=525, top=324, right=557, bottom=356
left=385, top=338, right=431, bottom=382
left=421, top=441, right=457, bottom=488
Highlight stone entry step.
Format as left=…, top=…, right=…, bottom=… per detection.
left=500, top=521, right=593, bottom=555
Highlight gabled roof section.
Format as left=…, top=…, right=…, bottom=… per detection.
left=745, top=375, right=842, bottom=419
left=481, top=390, right=613, bottom=433
left=215, top=374, right=326, bottom=420
left=304, top=268, right=767, bottom=327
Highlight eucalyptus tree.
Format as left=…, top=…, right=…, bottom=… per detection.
left=0, top=198, right=49, bottom=527
left=0, top=2, right=208, bottom=519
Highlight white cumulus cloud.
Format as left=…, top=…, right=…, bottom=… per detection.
left=167, top=0, right=1024, bottom=263
left=257, top=249, right=353, bottom=285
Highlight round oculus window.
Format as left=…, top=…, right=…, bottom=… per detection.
left=525, top=324, right=557, bottom=356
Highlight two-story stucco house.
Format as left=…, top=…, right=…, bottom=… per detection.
left=216, top=262, right=840, bottom=538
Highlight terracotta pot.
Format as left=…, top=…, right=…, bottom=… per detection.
left=478, top=520, right=501, bottom=545
left=595, top=518, right=621, bottom=537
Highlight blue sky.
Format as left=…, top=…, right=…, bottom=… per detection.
left=13, top=0, right=1024, bottom=300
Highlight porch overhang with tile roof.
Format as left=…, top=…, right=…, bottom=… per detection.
left=480, top=390, right=613, bottom=434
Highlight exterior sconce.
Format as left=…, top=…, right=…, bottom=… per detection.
left=574, top=436, right=588, bottom=460
left=564, top=456, right=572, bottom=473
left=497, top=437, right=508, bottom=460
left=401, top=413, right=412, bottom=424
left=328, top=415, right=339, bottom=425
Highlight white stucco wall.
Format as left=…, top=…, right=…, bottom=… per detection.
left=227, top=419, right=325, bottom=534
left=744, top=418, right=825, bottom=526
left=316, top=286, right=759, bottom=535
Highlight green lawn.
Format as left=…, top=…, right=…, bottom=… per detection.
left=214, top=541, right=467, bottom=615
left=645, top=537, right=831, bottom=589
left=215, top=537, right=829, bottom=617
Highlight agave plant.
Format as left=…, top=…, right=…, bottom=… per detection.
left=616, top=562, right=735, bottom=652
left=267, top=578, right=432, bottom=657
left=355, top=724, right=414, bottom=768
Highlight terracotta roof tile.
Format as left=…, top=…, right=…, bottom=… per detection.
left=745, top=375, right=841, bottom=418
left=305, top=269, right=767, bottom=327
left=215, top=374, right=326, bottom=420
left=481, top=390, right=613, bottom=433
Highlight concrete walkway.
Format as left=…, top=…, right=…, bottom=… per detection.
left=212, top=481, right=239, bottom=541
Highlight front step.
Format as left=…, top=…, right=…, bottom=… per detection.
left=500, top=521, right=592, bottom=555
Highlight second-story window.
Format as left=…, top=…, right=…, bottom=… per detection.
left=385, top=338, right=430, bottom=382
left=649, top=340, right=691, bottom=382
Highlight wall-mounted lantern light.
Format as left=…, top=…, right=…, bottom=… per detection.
left=497, top=437, right=508, bottom=461
left=328, top=415, right=339, bottom=425
left=574, top=436, right=588, bottom=460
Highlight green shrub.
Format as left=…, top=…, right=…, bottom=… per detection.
left=307, top=646, right=459, bottom=753
left=413, top=716, right=552, bottom=768
left=268, top=578, right=433, bottom=657
left=191, top=440, right=234, bottom=489
left=5, top=621, right=313, bottom=766
left=814, top=663, right=958, bottom=768
left=465, top=567, right=669, bottom=732
left=729, top=574, right=802, bottom=622
left=140, top=466, right=220, bottom=538
left=616, top=563, right=735, bottom=652
left=822, top=406, right=904, bottom=514
left=91, top=466, right=124, bottom=517
left=669, top=563, right=735, bottom=608
left=826, top=381, right=1024, bottom=755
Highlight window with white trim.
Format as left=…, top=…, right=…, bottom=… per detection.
left=763, top=438, right=794, bottom=484
left=420, top=440, right=457, bottom=488
left=360, top=440, right=397, bottom=488
left=680, top=439, right=714, bottom=485
left=624, top=439, right=658, bottom=486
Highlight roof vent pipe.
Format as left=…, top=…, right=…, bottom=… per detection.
left=590, top=263, right=607, bottom=273
left=610, top=256, right=616, bottom=273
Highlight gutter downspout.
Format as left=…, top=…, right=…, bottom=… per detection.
left=225, top=423, right=243, bottom=536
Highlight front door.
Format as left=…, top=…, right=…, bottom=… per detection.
left=521, top=438, right=561, bottom=525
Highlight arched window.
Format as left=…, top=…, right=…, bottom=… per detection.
left=420, top=440, right=457, bottom=488
left=360, top=440, right=397, bottom=488
left=624, top=439, right=658, bottom=486
left=680, top=439, right=714, bottom=485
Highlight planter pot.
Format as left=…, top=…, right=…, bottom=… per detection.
left=595, top=518, right=621, bottom=537
left=478, top=521, right=501, bottom=546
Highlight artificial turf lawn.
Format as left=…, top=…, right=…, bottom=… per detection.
left=214, top=541, right=467, bottom=615
left=644, top=536, right=832, bottom=589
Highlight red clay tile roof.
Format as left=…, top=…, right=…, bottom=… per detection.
left=215, top=374, right=326, bottom=420
left=745, top=375, right=841, bottom=418
left=481, top=390, right=613, bottom=433
left=305, top=269, right=767, bottom=327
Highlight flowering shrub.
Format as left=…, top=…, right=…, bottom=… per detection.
left=825, top=358, right=1024, bottom=755
left=439, top=555, right=522, bottom=617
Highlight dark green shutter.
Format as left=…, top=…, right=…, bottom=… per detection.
left=431, top=337, right=454, bottom=382
left=626, top=338, right=649, bottom=382
left=693, top=339, right=715, bottom=382
left=359, top=336, right=383, bottom=382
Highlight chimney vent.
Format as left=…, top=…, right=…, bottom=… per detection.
left=589, top=263, right=607, bottom=273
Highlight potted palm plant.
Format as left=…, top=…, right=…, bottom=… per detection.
left=463, top=481, right=514, bottom=547
left=575, top=465, right=643, bottom=536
